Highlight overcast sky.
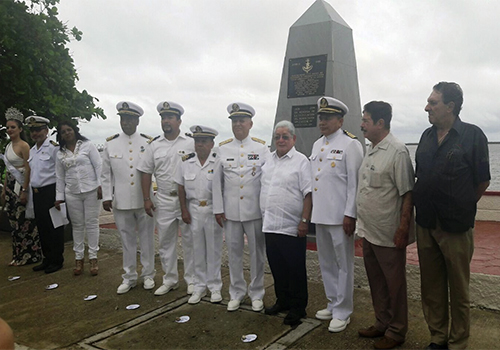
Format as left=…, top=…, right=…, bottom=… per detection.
left=56, top=0, right=500, bottom=146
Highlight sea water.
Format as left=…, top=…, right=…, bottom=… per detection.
left=406, top=143, right=499, bottom=191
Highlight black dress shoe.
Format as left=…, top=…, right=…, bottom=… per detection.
left=265, top=303, right=290, bottom=315
left=426, top=343, right=448, bottom=349
left=32, top=262, right=48, bottom=272
left=283, top=310, right=306, bottom=326
left=45, top=264, right=63, bottom=274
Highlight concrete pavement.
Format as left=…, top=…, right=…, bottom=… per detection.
left=1, top=222, right=499, bottom=349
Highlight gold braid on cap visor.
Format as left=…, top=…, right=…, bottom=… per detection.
left=159, top=109, right=181, bottom=116
left=118, top=110, right=141, bottom=117
left=318, top=107, right=343, bottom=114
left=229, top=110, right=253, bottom=118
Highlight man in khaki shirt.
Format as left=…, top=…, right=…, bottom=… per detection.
left=356, top=101, right=414, bottom=350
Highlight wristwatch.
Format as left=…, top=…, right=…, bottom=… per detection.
left=301, top=218, right=308, bottom=223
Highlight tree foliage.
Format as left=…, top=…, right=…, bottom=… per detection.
left=0, top=0, right=106, bottom=129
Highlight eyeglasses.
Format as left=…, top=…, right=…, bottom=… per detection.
left=274, top=134, right=291, bottom=141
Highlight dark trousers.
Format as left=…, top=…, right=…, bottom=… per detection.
left=32, top=183, right=64, bottom=266
left=363, top=238, right=408, bottom=343
left=265, top=232, right=308, bottom=313
left=416, top=224, right=473, bottom=350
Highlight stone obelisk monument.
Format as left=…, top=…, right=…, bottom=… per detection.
left=273, top=0, right=365, bottom=154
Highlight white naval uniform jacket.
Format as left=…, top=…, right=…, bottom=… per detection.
left=28, top=138, right=59, bottom=188
left=310, top=129, right=363, bottom=225
left=175, top=152, right=217, bottom=203
left=137, top=133, right=194, bottom=196
left=101, top=132, right=151, bottom=210
left=212, top=136, right=270, bottom=222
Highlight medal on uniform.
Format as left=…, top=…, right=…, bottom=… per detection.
left=331, top=161, right=336, bottom=168
left=252, top=167, right=256, bottom=176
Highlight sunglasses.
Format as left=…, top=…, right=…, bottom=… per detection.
left=274, top=134, right=292, bottom=141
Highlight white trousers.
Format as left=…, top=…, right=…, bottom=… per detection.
left=114, top=208, right=155, bottom=284
left=316, top=224, right=354, bottom=320
left=225, top=219, right=265, bottom=301
left=155, top=192, right=195, bottom=286
left=189, top=202, right=223, bottom=294
left=65, top=188, right=100, bottom=260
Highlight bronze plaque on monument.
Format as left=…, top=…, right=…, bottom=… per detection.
left=292, top=105, right=317, bottom=128
left=287, top=54, right=327, bottom=98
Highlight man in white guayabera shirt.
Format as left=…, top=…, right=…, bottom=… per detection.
left=260, top=120, right=312, bottom=326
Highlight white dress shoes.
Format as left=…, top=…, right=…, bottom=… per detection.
left=251, top=299, right=264, bottom=312
left=154, top=282, right=179, bottom=296
left=210, top=291, right=222, bottom=303
left=187, top=283, right=195, bottom=295
left=227, top=299, right=241, bottom=311
left=328, top=317, right=350, bottom=333
left=143, top=277, right=155, bottom=290
left=117, top=282, right=136, bottom=294
left=188, top=291, right=207, bottom=304
left=315, top=308, right=333, bottom=320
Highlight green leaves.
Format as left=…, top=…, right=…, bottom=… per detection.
left=0, top=0, right=106, bottom=131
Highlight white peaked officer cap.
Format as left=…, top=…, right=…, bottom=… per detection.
left=227, top=102, right=255, bottom=119
left=157, top=101, right=184, bottom=117
left=189, top=125, right=218, bottom=138
left=25, top=116, right=50, bottom=128
left=116, top=101, right=144, bottom=117
left=317, top=96, right=349, bottom=116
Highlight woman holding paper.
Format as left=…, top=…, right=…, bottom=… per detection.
left=54, top=121, right=102, bottom=276
left=1, top=107, right=41, bottom=266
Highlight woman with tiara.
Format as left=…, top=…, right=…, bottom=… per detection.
left=1, top=107, right=41, bottom=266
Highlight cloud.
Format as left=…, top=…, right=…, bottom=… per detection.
left=57, top=0, right=500, bottom=144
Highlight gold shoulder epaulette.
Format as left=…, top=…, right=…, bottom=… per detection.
left=343, top=130, right=357, bottom=139
left=50, top=140, right=59, bottom=146
left=140, top=133, right=153, bottom=141
left=219, top=138, right=233, bottom=146
left=182, top=152, right=195, bottom=161
left=147, top=135, right=161, bottom=144
left=106, top=133, right=119, bottom=142
left=251, top=137, right=266, bottom=145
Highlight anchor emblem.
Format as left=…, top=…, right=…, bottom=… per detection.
left=302, top=58, right=313, bottom=73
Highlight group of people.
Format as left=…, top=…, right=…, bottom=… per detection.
left=2, top=111, right=102, bottom=276
left=1, top=81, right=490, bottom=350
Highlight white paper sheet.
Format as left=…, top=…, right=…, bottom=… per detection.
left=49, top=203, right=69, bottom=228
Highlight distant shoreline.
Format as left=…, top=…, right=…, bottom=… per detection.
left=405, top=141, right=500, bottom=146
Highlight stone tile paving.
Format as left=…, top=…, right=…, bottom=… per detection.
left=354, top=221, right=500, bottom=276
left=100, top=210, right=500, bottom=276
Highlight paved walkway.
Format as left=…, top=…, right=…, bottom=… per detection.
left=1, top=213, right=499, bottom=349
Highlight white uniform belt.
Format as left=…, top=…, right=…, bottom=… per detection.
left=189, top=199, right=212, bottom=207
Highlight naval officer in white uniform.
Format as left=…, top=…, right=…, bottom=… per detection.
left=27, top=116, right=65, bottom=274
left=138, top=101, right=195, bottom=296
left=310, top=96, right=363, bottom=332
left=175, top=125, right=223, bottom=305
left=212, top=102, right=270, bottom=312
left=101, top=101, right=156, bottom=294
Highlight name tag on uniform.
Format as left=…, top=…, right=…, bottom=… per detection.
left=328, top=149, right=343, bottom=160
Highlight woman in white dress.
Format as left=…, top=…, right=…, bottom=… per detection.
left=1, top=107, right=41, bottom=266
left=54, top=121, right=102, bottom=276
